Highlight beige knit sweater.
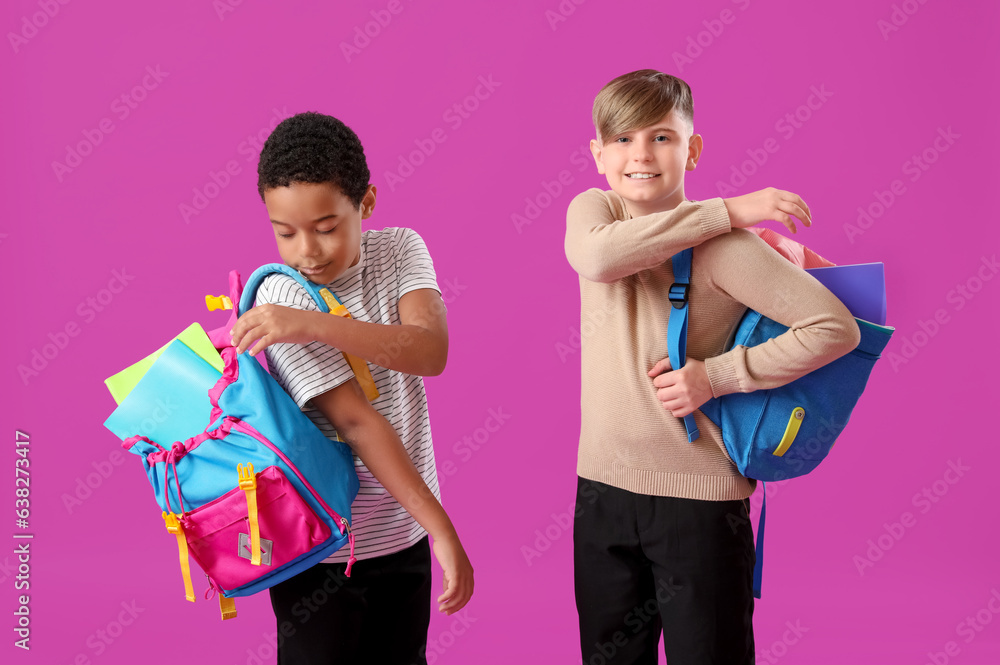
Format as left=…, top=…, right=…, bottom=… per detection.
left=564, top=188, right=861, bottom=501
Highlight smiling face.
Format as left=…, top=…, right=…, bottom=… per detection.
left=590, top=109, right=703, bottom=217
left=264, top=181, right=376, bottom=284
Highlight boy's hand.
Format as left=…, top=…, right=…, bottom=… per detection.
left=432, top=533, right=474, bottom=615
left=230, top=304, right=319, bottom=356
left=648, top=357, right=713, bottom=418
left=723, top=188, right=812, bottom=234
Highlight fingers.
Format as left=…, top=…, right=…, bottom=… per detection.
left=436, top=572, right=473, bottom=615
left=436, top=575, right=455, bottom=612
left=233, top=324, right=265, bottom=356
left=647, top=357, right=672, bottom=376
left=775, top=191, right=811, bottom=230
left=248, top=336, right=270, bottom=357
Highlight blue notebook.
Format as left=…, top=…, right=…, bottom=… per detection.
left=104, top=339, right=222, bottom=445
left=805, top=262, right=887, bottom=325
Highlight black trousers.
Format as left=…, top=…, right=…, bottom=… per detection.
left=268, top=536, right=432, bottom=665
left=574, top=477, right=756, bottom=665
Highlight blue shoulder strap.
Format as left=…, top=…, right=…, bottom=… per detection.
left=238, top=264, right=345, bottom=316
left=666, top=249, right=766, bottom=599
left=666, top=249, right=700, bottom=442
left=753, top=484, right=765, bottom=599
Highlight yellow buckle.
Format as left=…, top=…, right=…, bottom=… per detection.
left=237, top=464, right=261, bottom=566
left=162, top=512, right=195, bottom=602
left=205, top=294, right=233, bottom=311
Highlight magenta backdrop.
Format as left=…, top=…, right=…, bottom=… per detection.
left=4, top=1, right=999, bottom=663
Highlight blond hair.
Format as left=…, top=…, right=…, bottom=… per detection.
left=592, top=69, right=694, bottom=144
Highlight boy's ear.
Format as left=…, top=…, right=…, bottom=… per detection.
left=361, top=184, right=377, bottom=219
left=686, top=133, right=704, bottom=171
left=589, top=138, right=606, bottom=175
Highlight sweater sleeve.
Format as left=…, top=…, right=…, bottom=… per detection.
left=564, top=188, right=732, bottom=283
left=698, top=229, right=862, bottom=397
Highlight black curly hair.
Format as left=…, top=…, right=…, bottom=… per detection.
left=256, top=111, right=371, bottom=208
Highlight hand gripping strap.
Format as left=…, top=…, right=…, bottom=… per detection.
left=238, top=264, right=378, bottom=403
left=666, top=249, right=700, bottom=442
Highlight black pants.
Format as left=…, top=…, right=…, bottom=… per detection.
left=268, top=536, right=432, bottom=665
left=574, top=477, right=756, bottom=665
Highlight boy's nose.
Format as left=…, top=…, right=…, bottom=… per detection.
left=298, top=236, right=321, bottom=257
left=631, top=145, right=653, bottom=161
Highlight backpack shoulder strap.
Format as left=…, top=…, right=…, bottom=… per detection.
left=666, top=248, right=700, bottom=442
left=236, top=264, right=378, bottom=402
left=239, top=263, right=339, bottom=315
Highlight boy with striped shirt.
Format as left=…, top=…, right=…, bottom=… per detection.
left=230, top=111, right=473, bottom=664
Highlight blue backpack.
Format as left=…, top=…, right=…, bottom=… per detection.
left=666, top=247, right=894, bottom=598
left=120, top=264, right=365, bottom=619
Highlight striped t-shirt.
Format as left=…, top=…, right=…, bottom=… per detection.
left=255, top=226, right=443, bottom=563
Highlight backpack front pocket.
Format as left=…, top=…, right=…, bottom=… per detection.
left=181, top=465, right=332, bottom=591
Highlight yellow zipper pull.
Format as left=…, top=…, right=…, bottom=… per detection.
left=773, top=407, right=805, bottom=457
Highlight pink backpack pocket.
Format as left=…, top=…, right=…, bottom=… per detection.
left=182, top=465, right=332, bottom=591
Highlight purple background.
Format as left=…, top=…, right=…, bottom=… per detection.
left=4, top=1, right=999, bottom=663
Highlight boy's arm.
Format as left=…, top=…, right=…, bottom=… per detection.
left=232, top=228, right=448, bottom=376
left=564, top=188, right=731, bottom=283
left=564, top=187, right=815, bottom=284
left=311, top=377, right=473, bottom=614
left=651, top=229, right=858, bottom=416
left=699, top=229, right=861, bottom=397
left=232, top=291, right=447, bottom=376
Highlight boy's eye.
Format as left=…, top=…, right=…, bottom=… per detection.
left=614, top=136, right=630, bottom=143
left=654, top=135, right=670, bottom=142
